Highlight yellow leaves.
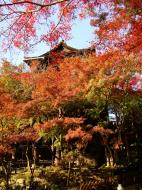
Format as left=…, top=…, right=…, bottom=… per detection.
left=85, top=51, right=142, bottom=106
left=97, top=78, right=106, bottom=87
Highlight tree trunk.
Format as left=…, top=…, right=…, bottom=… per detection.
left=51, top=136, right=54, bottom=165
left=105, top=145, right=114, bottom=167
left=2, top=161, right=11, bottom=190
left=125, top=134, right=130, bottom=163
left=26, top=144, right=30, bottom=171
left=32, top=143, right=36, bottom=168
left=67, top=161, right=71, bottom=187
left=54, top=148, right=61, bottom=166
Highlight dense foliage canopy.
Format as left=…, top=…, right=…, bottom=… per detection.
left=0, top=0, right=141, bottom=52
left=0, top=1, right=142, bottom=189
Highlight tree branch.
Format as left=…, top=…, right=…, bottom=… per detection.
left=0, top=0, right=69, bottom=8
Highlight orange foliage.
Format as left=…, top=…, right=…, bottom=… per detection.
left=93, top=0, right=142, bottom=53
left=0, top=145, right=14, bottom=156
left=65, top=127, right=92, bottom=150
left=0, top=0, right=141, bottom=53
left=91, top=126, right=113, bottom=136
left=34, top=117, right=85, bottom=134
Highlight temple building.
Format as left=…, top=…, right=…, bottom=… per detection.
left=24, top=41, right=95, bottom=72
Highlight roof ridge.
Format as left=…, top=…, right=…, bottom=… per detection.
left=24, top=41, right=95, bottom=64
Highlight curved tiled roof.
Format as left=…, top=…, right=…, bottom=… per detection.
left=24, top=41, right=95, bottom=70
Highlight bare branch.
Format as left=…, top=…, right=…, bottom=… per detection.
left=29, top=0, right=75, bottom=48
left=0, top=0, right=69, bottom=8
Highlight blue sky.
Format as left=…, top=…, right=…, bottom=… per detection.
left=0, top=18, right=95, bottom=65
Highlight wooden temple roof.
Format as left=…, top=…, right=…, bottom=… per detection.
left=24, top=41, right=95, bottom=71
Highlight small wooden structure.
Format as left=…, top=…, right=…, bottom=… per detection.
left=24, top=41, right=95, bottom=72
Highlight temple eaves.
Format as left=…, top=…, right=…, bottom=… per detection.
left=23, top=41, right=95, bottom=71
